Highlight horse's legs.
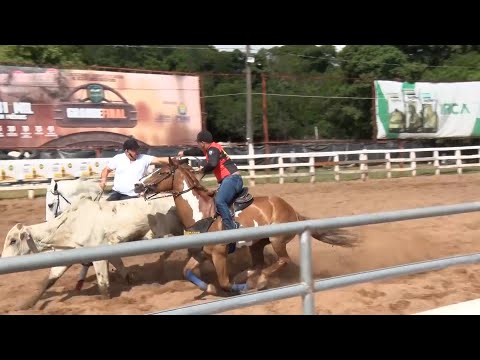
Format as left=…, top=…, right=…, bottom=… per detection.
left=211, top=245, right=230, bottom=290
left=250, top=238, right=269, bottom=268
left=211, top=245, right=248, bottom=294
left=17, top=265, right=72, bottom=310
left=233, top=238, right=269, bottom=285
left=92, top=260, right=110, bottom=299
left=183, top=253, right=217, bottom=295
left=252, top=237, right=292, bottom=290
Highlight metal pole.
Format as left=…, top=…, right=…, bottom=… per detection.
left=246, top=45, right=253, bottom=145
left=2, top=202, right=480, bottom=275
left=300, top=230, right=315, bottom=315
left=262, top=72, right=269, bottom=148
left=150, top=284, right=308, bottom=315
left=313, top=251, right=480, bottom=293
left=152, top=251, right=480, bottom=315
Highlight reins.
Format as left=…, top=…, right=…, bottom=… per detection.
left=142, top=163, right=207, bottom=201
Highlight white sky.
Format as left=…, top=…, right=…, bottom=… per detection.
left=213, top=45, right=346, bottom=52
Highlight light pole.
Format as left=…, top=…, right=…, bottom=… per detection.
left=245, top=45, right=253, bottom=148
left=245, top=45, right=255, bottom=186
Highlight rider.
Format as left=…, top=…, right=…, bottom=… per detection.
left=100, top=138, right=168, bottom=201
left=178, top=130, right=243, bottom=231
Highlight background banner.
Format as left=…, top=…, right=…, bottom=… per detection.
left=375, top=80, right=480, bottom=139
left=0, top=65, right=202, bottom=148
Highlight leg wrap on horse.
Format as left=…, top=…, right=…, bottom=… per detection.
left=231, top=283, right=248, bottom=293
left=185, top=270, right=208, bottom=291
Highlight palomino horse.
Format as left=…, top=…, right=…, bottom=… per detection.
left=134, top=157, right=358, bottom=295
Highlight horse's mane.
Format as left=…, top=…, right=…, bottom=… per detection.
left=177, top=163, right=209, bottom=192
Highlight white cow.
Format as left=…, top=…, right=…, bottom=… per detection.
left=45, top=177, right=163, bottom=290
left=45, top=177, right=109, bottom=290
left=45, top=178, right=106, bottom=221
left=2, top=194, right=184, bottom=309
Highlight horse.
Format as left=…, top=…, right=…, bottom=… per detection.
left=133, top=157, right=358, bottom=296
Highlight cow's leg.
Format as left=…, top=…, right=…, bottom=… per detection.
left=75, top=263, right=92, bottom=291
left=109, top=257, right=135, bottom=284
left=18, top=265, right=72, bottom=310
left=92, top=260, right=110, bottom=299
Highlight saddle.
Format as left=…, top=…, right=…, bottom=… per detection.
left=207, top=186, right=253, bottom=213
left=184, top=187, right=254, bottom=255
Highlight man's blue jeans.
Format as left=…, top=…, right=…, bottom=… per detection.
left=215, top=174, right=244, bottom=230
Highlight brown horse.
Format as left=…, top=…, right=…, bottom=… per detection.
left=134, top=157, right=357, bottom=295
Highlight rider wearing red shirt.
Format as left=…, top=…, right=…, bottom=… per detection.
left=178, top=130, right=243, bottom=231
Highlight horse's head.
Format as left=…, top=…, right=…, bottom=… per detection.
left=134, top=157, right=204, bottom=197
left=134, top=157, right=178, bottom=196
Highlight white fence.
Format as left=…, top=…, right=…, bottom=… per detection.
left=2, top=145, right=480, bottom=187
left=1, top=202, right=480, bottom=315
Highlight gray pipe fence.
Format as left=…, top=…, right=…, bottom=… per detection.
left=1, top=201, right=480, bottom=315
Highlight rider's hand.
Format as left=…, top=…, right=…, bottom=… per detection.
left=99, top=180, right=106, bottom=190
left=177, top=150, right=184, bottom=157
left=206, top=189, right=216, bottom=196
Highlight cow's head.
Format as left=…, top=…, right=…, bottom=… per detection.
left=2, top=223, right=37, bottom=257
left=45, top=179, right=57, bottom=221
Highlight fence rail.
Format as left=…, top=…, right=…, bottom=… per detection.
left=1, top=201, right=480, bottom=315
left=2, top=145, right=480, bottom=187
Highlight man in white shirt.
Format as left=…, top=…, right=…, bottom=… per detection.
left=99, top=138, right=168, bottom=201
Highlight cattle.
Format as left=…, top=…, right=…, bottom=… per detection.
left=2, top=194, right=184, bottom=309
left=45, top=177, right=159, bottom=290
left=45, top=178, right=106, bottom=221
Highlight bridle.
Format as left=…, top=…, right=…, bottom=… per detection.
left=49, top=181, right=102, bottom=217
left=50, top=182, right=71, bottom=217
left=142, top=163, right=204, bottom=201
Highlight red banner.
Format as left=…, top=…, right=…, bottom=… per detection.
left=0, top=66, right=203, bottom=148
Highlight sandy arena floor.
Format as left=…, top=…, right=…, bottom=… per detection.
left=1, top=174, right=480, bottom=315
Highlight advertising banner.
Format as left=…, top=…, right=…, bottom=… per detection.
left=0, top=65, right=202, bottom=148
left=375, top=80, right=480, bottom=139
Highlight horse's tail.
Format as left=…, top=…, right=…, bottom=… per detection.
left=296, top=213, right=358, bottom=248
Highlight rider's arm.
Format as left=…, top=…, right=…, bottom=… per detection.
left=99, top=167, right=113, bottom=190
left=181, top=147, right=204, bottom=157
left=202, top=148, right=221, bottom=174
left=150, top=156, right=169, bottom=166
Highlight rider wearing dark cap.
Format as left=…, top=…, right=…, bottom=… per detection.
left=178, top=130, right=243, bottom=231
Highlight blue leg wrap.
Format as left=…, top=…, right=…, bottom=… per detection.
left=227, top=242, right=236, bottom=254
left=184, top=270, right=208, bottom=291
left=231, top=283, right=248, bottom=293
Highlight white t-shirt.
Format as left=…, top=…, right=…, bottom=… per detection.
left=107, top=153, right=154, bottom=197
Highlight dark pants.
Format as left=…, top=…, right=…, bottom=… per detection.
left=106, top=190, right=138, bottom=201
left=215, top=174, right=243, bottom=230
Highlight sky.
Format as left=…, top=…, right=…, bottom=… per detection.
left=213, top=45, right=346, bottom=52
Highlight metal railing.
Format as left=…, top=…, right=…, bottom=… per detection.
left=1, top=202, right=480, bottom=314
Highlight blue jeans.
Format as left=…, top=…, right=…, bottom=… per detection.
left=106, top=190, right=137, bottom=201
left=215, top=174, right=244, bottom=230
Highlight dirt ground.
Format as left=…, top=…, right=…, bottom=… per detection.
left=1, top=174, right=480, bottom=315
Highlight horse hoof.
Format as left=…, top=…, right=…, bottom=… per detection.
left=206, top=284, right=217, bottom=295
left=256, top=273, right=268, bottom=290
left=231, top=283, right=248, bottom=293
left=247, top=273, right=268, bottom=291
